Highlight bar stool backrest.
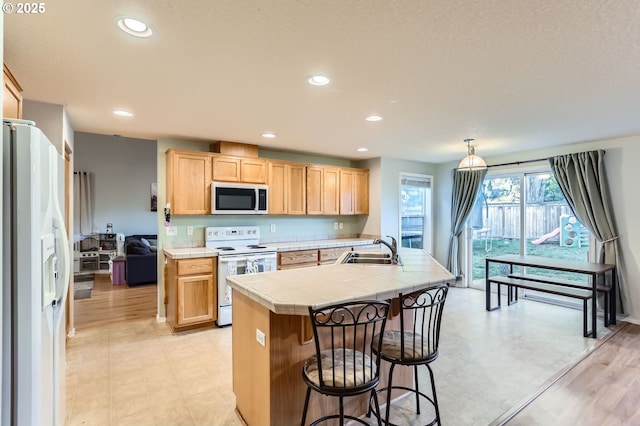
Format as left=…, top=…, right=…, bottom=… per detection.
left=398, top=285, right=449, bottom=363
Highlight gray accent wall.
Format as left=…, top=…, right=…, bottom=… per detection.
left=74, top=132, right=157, bottom=236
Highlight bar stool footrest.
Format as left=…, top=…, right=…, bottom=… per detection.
left=369, top=385, right=439, bottom=426
left=309, top=414, right=371, bottom=426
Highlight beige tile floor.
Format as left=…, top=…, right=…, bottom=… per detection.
left=65, top=287, right=614, bottom=426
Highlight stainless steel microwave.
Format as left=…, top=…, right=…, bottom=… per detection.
left=211, top=182, right=268, bottom=214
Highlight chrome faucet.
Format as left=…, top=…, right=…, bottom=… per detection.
left=373, top=235, right=398, bottom=263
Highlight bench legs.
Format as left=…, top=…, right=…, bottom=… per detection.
left=485, top=280, right=502, bottom=311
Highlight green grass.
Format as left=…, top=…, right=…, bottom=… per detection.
left=472, top=239, right=590, bottom=283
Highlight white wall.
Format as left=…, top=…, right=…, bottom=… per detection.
left=434, top=136, right=640, bottom=323
left=74, top=132, right=157, bottom=236
left=22, top=100, right=66, bottom=154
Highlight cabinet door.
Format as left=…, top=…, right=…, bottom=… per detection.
left=167, top=151, right=211, bottom=215
left=354, top=170, right=369, bottom=215
left=268, top=162, right=287, bottom=214
left=339, top=169, right=355, bottom=215
left=212, top=156, right=241, bottom=182
left=323, top=167, right=340, bottom=215
left=287, top=164, right=306, bottom=215
left=278, top=250, right=318, bottom=270
left=241, top=159, right=267, bottom=184
left=3, top=65, right=23, bottom=119
left=306, top=166, right=323, bottom=215
left=177, top=274, right=215, bottom=325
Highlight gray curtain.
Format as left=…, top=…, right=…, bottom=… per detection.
left=548, top=150, right=623, bottom=312
left=73, top=171, right=93, bottom=234
left=446, top=168, right=487, bottom=280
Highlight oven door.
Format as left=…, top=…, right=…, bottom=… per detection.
left=217, top=253, right=277, bottom=326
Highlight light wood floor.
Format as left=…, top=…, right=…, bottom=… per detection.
left=73, top=274, right=157, bottom=332
left=508, top=322, right=640, bottom=425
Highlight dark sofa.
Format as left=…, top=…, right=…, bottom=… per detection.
left=125, top=234, right=158, bottom=286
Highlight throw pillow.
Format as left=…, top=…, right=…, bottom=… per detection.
left=140, top=238, right=151, bottom=247
left=127, top=239, right=151, bottom=255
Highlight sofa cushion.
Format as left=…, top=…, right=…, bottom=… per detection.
left=127, top=239, right=151, bottom=255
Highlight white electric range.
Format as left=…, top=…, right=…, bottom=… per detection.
left=206, top=226, right=277, bottom=326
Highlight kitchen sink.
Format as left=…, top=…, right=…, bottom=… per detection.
left=341, top=252, right=400, bottom=265
left=349, top=252, right=391, bottom=259
left=344, top=258, right=394, bottom=264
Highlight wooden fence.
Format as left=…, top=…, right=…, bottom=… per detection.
left=480, top=203, right=574, bottom=240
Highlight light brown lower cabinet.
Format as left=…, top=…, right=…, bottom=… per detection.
left=166, top=257, right=217, bottom=333
left=278, top=247, right=353, bottom=269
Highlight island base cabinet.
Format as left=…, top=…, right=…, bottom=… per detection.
left=232, top=291, right=410, bottom=425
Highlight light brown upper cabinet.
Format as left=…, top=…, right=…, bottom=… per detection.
left=339, top=168, right=369, bottom=215
left=353, top=169, right=369, bottom=215
left=306, top=165, right=340, bottom=215
left=212, top=155, right=267, bottom=184
left=166, top=150, right=212, bottom=215
left=268, top=161, right=306, bottom=215
left=3, top=65, right=23, bottom=119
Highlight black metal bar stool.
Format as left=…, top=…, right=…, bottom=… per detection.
left=371, top=285, right=449, bottom=426
left=301, top=300, right=390, bottom=426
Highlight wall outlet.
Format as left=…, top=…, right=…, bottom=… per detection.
left=165, top=226, right=177, bottom=237
left=256, top=329, right=266, bottom=347
left=334, top=222, right=339, bottom=230
left=270, top=224, right=276, bottom=233
left=339, top=222, right=344, bottom=230
left=187, top=226, right=193, bottom=236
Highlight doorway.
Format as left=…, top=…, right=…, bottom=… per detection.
left=399, top=173, right=433, bottom=254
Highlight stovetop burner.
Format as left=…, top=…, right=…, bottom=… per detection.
left=247, top=244, right=267, bottom=249
left=216, top=246, right=236, bottom=251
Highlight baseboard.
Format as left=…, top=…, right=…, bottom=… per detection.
left=156, top=315, right=166, bottom=323
left=67, top=328, right=76, bottom=338
left=622, top=317, right=640, bottom=325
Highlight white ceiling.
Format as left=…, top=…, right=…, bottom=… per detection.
left=5, top=0, right=640, bottom=163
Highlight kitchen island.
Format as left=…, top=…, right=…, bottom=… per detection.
left=226, top=248, right=455, bottom=426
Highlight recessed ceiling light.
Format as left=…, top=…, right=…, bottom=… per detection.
left=307, top=75, right=330, bottom=86
left=365, top=115, right=383, bottom=122
left=117, top=17, right=154, bottom=38
left=113, top=109, right=133, bottom=117
left=262, top=132, right=277, bottom=139
left=357, top=147, right=369, bottom=152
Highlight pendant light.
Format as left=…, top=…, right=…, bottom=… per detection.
left=458, top=138, right=487, bottom=170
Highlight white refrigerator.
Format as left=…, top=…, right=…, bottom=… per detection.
left=2, top=119, right=71, bottom=426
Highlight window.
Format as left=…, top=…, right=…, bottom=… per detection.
left=399, top=174, right=432, bottom=253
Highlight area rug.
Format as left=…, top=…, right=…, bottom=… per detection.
left=74, top=274, right=94, bottom=299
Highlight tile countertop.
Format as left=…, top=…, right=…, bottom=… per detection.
left=162, top=237, right=378, bottom=259
left=226, top=248, right=456, bottom=316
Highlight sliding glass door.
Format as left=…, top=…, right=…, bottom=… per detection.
left=468, top=170, right=591, bottom=298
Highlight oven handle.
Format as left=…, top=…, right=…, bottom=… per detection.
left=219, top=256, right=248, bottom=263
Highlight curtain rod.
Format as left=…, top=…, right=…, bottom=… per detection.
left=486, top=157, right=549, bottom=168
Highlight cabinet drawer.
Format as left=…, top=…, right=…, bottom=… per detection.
left=177, top=258, right=213, bottom=275
left=278, top=250, right=318, bottom=267
left=319, top=247, right=351, bottom=263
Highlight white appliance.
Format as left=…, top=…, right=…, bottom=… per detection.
left=211, top=182, right=268, bottom=215
left=2, top=119, right=71, bottom=426
left=206, top=226, right=276, bottom=326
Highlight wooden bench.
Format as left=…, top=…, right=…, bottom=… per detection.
left=487, top=275, right=594, bottom=337
left=485, top=255, right=617, bottom=339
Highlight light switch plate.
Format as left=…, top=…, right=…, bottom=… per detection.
left=187, top=226, right=193, bottom=235
left=334, top=222, right=339, bottom=230
left=165, top=226, right=177, bottom=236
left=256, top=329, right=266, bottom=347
left=339, top=222, right=344, bottom=230
left=270, top=224, right=276, bottom=233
